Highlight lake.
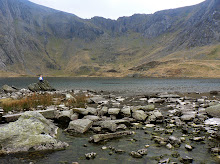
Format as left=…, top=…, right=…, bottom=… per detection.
left=0, top=77, right=220, bottom=94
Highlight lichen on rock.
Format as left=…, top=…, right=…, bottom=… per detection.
left=0, top=111, right=68, bottom=154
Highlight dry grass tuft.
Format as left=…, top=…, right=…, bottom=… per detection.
left=0, top=93, right=88, bottom=112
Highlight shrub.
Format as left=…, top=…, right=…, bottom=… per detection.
left=0, top=92, right=88, bottom=112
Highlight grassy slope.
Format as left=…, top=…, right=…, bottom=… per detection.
left=2, top=32, right=220, bottom=78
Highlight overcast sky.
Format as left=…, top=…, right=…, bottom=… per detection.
left=29, top=0, right=205, bottom=20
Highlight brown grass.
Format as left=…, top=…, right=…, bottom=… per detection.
left=0, top=93, right=87, bottom=112
left=64, top=94, right=88, bottom=108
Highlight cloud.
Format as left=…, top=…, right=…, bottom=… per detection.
left=29, top=0, right=205, bottom=19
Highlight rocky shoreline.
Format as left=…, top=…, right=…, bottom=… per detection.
left=0, top=82, right=220, bottom=163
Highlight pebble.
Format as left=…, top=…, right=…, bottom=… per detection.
left=101, top=146, right=108, bottom=150
left=130, top=151, right=142, bottom=158
left=85, top=152, right=97, bottom=159
left=185, top=144, right=193, bottom=151
left=166, top=143, right=173, bottom=149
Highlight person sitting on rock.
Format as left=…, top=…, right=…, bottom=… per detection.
left=39, top=75, right=43, bottom=82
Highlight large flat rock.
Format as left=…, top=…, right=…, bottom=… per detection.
left=67, top=119, right=93, bottom=133
left=0, top=111, right=68, bottom=154
left=205, top=104, right=220, bottom=118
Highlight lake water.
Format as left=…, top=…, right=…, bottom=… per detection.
left=0, top=77, right=220, bottom=94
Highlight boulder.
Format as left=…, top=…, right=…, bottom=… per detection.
left=28, top=80, right=55, bottom=92
left=148, top=110, right=164, bottom=123
left=98, top=106, right=108, bottom=116
left=71, top=113, right=79, bottom=121
left=131, top=105, right=155, bottom=112
left=132, top=110, right=147, bottom=121
left=37, top=107, right=57, bottom=119
left=66, top=119, right=93, bottom=133
left=121, top=107, right=131, bottom=117
left=108, top=108, right=120, bottom=115
left=204, top=118, right=220, bottom=126
left=56, top=110, right=73, bottom=125
left=3, top=109, right=57, bottom=123
left=72, top=108, right=89, bottom=115
left=87, top=107, right=98, bottom=115
left=181, top=113, right=196, bottom=122
left=205, top=104, right=220, bottom=118
left=168, top=136, right=181, bottom=146
left=2, top=85, right=17, bottom=93
left=0, top=111, right=68, bottom=154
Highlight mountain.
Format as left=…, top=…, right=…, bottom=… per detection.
left=0, top=0, right=219, bottom=77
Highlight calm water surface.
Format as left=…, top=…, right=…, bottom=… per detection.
left=0, top=77, right=219, bottom=94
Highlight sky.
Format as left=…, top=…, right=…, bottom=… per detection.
left=29, top=0, right=205, bottom=20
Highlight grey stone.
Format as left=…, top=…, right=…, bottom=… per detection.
left=153, top=136, right=167, bottom=146
left=2, top=85, right=17, bottom=93
left=180, top=156, right=193, bottom=163
left=65, top=93, right=74, bottom=100
left=116, top=124, right=127, bottom=130
left=205, top=104, right=220, bottom=118
left=91, top=127, right=102, bottom=132
left=38, top=107, right=57, bottom=119
left=87, top=107, right=98, bottom=115
left=159, top=158, right=170, bottom=164
left=67, top=119, right=93, bottom=133
left=85, top=152, right=97, bottom=159
left=204, top=118, right=220, bottom=126
left=180, top=113, right=196, bottom=122
left=108, top=108, right=120, bottom=115
left=148, top=98, right=165, bottom=104
left=185, top=144, right=193, bottom=151
left=190, top=136, right=205, bottom=141
left=72, top=108, right=89, bottom=115
left=89, top=96, right=106, bottom=104
left=137, top=148, right=148, bottom=155
left=28, top=80, right=55, bottom=92
left=56, top=110, right=73, bottom=124
left=71, top=113, right=79, bottom=121
left=131, top=105, right=155, bottom=112
left=98, top=106, right=108, bottom=116
left=142, top=104, right=155, bottom=111
left=89, top=131, right=134, bottom=143
left=211, top=147, right=220, bottom=153
left=0, top=111, right=68, bottom=154
left=130, top=151, right=142, bottom=158
left=83, top=115, right=101, bottom=121
left=166, top=143, right=173, bottom=149
left=120, top=106, right=131, bottom=117
left=132, top=110, right=147, bottom=121
left=168, top=136, right=181, bottom=146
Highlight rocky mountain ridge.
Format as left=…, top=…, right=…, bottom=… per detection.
left=0, top=0, right=219, bottom=77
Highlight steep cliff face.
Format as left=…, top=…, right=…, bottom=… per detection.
left=0, top=0, right=103, bottom=74
left=0, top=0, right=219, bottom=77
left=170, top=0, right=220, bottom=49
